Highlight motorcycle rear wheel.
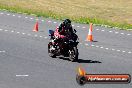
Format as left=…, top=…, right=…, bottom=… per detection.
left=69, top=47, right=78, bottom=62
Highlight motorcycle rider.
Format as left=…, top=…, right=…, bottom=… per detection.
left=52, top=19, right=74, bottom=49
left=54, top=19, right=74, bottom=38
left=58, top=19, right=73, bottom=35
left=48, top=19, right=79, bottom=61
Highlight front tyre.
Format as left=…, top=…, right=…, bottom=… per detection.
left=48, top=43, right=56, bottom=58
left=69, top=47, right=78, bottom=62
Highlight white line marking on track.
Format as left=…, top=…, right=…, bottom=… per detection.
left=25, top=17, right=28, bottom=19
left=117, top=50, right=121, bottom=52
left=0, top=50, right=6, bottom=53
left=112, top=49, right=115, bottom=51
left=11, top=30, right=15, bottom=32
left=96, top=29, right=99, bottom=30
left=53, top=22, right=57, bottom=24
left=0, top=13, right=4, bottom=14
left=0, top=27, right=131, bottom=55
left=122, top=51, right=126, bottom=53
left=128, top=52, right=132, bottom=54
left=127, top=34, right=131, bottom=36
left=13, top=15, right=15, bottom=16
left=16, top=75, right=29, bottom=77
left=120, top=33, right=124, bottom=35
left=48, top=20, right=51, bottom=23
left=101, top=30, right=105, bottom=32
left=22, top=33, right=26, bottom=35
left=7, top=14, right=10, bottom=16
left=72, top=25, right=74, bottom=27
left=100, top=47, right=104, bottom=48
left=109, top=31, right=113, bottom=33
left=84, top=44, right=131, bottom=54
left=41, top=20, right=44, bottom=22
left=0, top=29, right=3, bottom=31
left=115, top=32, right=119, bottom=34
left=4, top=30, right=8, bottom=32
left=30, top=18, right=33, bottom=20
left=17, top=32, right=20, bottom=34
left=77, top=26, right=80, bottom=28
left=105, top=48, right=109, bottom=50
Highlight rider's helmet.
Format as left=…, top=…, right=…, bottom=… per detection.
left=63, top=19, right=71, bottom=29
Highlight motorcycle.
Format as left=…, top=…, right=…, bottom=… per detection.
left=48, top=29, right=79, bottom=62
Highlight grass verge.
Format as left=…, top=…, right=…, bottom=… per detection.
left=0, top=4, right=131, bottom=30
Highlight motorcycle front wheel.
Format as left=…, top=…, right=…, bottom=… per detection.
left=48, top=43, right=56, bottom=58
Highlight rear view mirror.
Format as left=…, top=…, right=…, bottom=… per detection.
left=49, top=30, right=54, bottom=35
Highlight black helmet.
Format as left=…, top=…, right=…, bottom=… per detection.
left=63, top=19, right=71, bottom=25
left=63, top=19, right=71, bottom=29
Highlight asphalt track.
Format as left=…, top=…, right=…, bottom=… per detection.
left=0, top=11, right=132, bottom=88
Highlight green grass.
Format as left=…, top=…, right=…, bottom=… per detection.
left=0, top=1, right=131, bottom=30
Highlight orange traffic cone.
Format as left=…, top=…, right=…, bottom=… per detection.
left=86, top=23, right=93, bottom=41
left=33, top=21, right=38, bottom=32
